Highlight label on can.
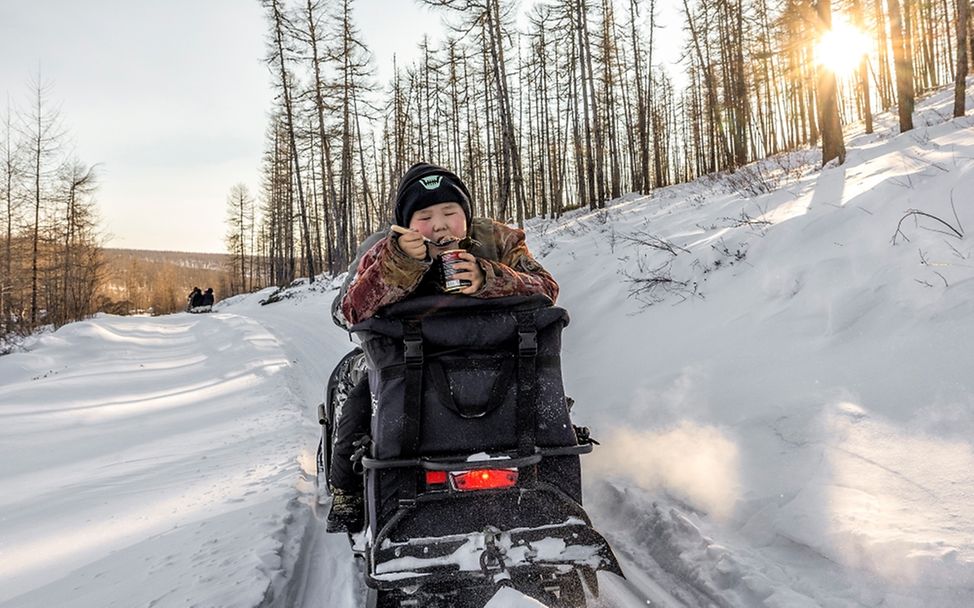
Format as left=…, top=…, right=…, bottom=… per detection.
left=439, top=249, right=472, bottom=293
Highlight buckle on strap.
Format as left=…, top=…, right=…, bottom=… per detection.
left=518, top=329, right=537, bottom=357
left=403, top=321, right=423, bottom=366
left=515, top=311, right=538, bottom=357
left=404, top=338, right=423, bottom=365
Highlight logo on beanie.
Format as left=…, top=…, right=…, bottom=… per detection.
left=419, top=175, right=443, bottom=190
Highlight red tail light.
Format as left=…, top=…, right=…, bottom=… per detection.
left=450, top=468, right=519, bottom=491
left=425, top=470, right=448, bottom=486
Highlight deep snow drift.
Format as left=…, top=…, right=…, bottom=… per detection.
left=1, top=83, right=973, bottom=607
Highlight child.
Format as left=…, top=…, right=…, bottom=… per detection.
left=337, top=162, right=558, bottom=326
left=328, top=162, right=559, bottom=532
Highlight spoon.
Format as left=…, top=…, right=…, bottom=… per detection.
left=389, top=224, right=461, bottom=247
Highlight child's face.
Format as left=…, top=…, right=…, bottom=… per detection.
left=408, top=202, right=467, bottom=245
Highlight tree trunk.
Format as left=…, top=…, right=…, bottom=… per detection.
left=955, top=0, right=971, bottom=116
left=268, top=0, right=316, bottom=281
left=30, top=91, right=42, bottom=325
left=629, top=0, right=651, bottom=193
left=874, top=0, right=895, bottom=109
left=817, top=0, right=846, bottom=165
left=850, top=0, right=874, bottom=133
left=887, top=0, right=916, bottom=131
left=304, top=0, right=338, bottom=273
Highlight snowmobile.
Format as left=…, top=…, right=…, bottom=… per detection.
left=317, top=294, right=623, bottom=608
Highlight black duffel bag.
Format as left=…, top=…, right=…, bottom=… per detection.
left=350, top=294, right=578, bottom=460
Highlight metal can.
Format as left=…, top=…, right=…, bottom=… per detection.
left=439, top=249, right=471, bottom=293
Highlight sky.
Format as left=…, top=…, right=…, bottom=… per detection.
left=0, top=0, right=683, bottom=254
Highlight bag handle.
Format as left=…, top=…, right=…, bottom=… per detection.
left=426, top=356, right=516, bottom=419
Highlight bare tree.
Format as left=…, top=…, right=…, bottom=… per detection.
left=23, top=76, right=66, bottom=326
left=850, top=0, right=874, bottom=133
left=955, top=0, right=971, bottom=117
left=56, top=161, right=101, bottom=326
left=225, top=183, right=255, bottom=295
left=299, top=0, right=340, bottom=274
left=887, top=0, right=916, bottom=131
left=817, top=0, right=846, bottom=165
left=263, top=0, right=316, bottom=282
left=1, top=98, right=21, bottom=331
left=421, top=0, right=528, bottom=224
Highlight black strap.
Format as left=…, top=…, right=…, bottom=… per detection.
left=515, top=311, right=538, bottom=456
left=402, top=320, right=423, bottom=456
left=378, top=354, right=559, bottom=383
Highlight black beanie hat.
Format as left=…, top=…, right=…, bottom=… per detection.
left=394, top=162, right=472, bottom=228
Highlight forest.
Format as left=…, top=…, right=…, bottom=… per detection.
left=229, top=0, right=972, bottom=293
left=3, top=0, right=971, bottom=338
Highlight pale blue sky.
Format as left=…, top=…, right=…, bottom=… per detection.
left=0, top=1, right=682, bottom=253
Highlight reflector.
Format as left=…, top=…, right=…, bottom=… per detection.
left=450, top=468, right=518, bottom=491
left=425, top=470, right=448, bottom=486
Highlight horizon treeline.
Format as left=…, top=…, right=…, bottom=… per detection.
left=230, top=0, right=972, bottom=293
left=1, top=78, right=105, bottom=340
left=100, top=249, right=232, bottom=317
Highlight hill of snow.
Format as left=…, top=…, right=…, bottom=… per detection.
left=1, top=84, right=972, bottom=607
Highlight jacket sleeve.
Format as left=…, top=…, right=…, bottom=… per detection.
left=474, top=224, right=559, bottom=303
left=339, top=234, right=431, bottom=326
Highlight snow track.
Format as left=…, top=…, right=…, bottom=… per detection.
left=256, top=471, right=363, bottom=608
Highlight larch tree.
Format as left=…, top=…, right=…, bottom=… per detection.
left=422, top=0, right=528, bottom=225
left=954, top=0, right=970, bottom=116
left=23, top=76, right=66, bottom=326
left=263, top=0, right=316, bottom=283
left=56, top=160, right=101, bottom=326
left=887, top=0, right=917, bottom=131
left=1, top=98, right=20, bottom=331
left=817, top=0, right=847, bottom=165
left=225, top=183, right=255, bottom=296
left=299, top=0, right=340, bottom=274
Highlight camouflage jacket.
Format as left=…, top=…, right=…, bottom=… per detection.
left=336, top=217, right=559, bottom=327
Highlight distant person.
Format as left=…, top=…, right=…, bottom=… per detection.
left=201, top=288, right=215, bottom=307
left=188, top=287, right=203, bottom=310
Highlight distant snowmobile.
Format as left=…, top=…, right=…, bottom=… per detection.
left=187, top=287, right=215, bottom=314
left=317, top=294, right=624, bottom=607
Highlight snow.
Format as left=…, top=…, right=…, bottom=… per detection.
left=2, top=83, right=974, bottom=607
left=466, top=452, right=513, bottom=462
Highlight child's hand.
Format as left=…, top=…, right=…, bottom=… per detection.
left=396, top=229, right=428, bottom=260
left=451, top=252, right=485, bottom=294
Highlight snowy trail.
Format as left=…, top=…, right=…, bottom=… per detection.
left=0, top=288, right=661, bottom=608
left=0, top=310, right=311, bottom=607
left=217, top=287, right=366, bottom=608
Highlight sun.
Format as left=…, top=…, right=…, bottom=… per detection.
left=814, top=18, right=871, bottom=76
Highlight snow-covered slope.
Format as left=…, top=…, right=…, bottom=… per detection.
left=1, top=84, right=972, bottom=607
